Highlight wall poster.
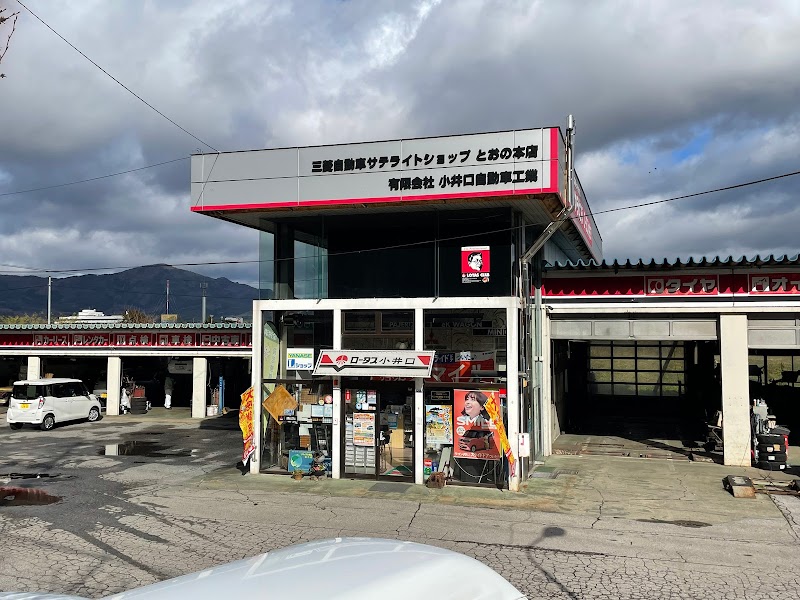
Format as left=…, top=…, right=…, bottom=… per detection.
left=353, top=412, right=375, bottom=447
left=461, top=246, right=491, bottom=284
left=453, top=389, right=501, bottom=461
left=425, top=404, right=454, bottom=445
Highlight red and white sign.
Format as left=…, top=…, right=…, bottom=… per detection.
left=646, top=275, right=719, bottom=296
left=461, top=246, right=491, bottom=284
left=313, top=350, right=435, bottom=377
left=748, top=273, right=800, bottom=294
left=0, top=332, right=251, bottom=348
left=428, top=351, right=495, bottom=382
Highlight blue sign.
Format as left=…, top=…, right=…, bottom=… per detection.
left=288, top=450, right=331, bottom=474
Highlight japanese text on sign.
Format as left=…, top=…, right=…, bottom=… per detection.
left=311, top=145, right=538, bottom=174
left=749, top=274, right=800, bottom=294
left=646, top=276, right=718, bottom=295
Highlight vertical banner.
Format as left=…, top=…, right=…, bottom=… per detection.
left=453, top=389, right=500, bottom=460
left=482, top=391, right=516, bottom=474
left=239, top=386, right=255, bottom=463
left=262, top=321, right=281, bottom=394
left=461, top=246, right=491, bottom=283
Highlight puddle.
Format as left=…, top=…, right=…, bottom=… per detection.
left=1, top=473, right=60, bottom=480
left=98, top=441, right=195, bottom=458
left=0, top=486, right=61, bottom=506
left=637, top=518, right=711, bottom=528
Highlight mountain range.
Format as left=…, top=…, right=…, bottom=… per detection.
left=0, top=265, right=261, bottom=323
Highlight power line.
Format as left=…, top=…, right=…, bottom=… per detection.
left=15, top=1, right=219, bottom=153
left=1, top=167, right=798, bottom=277
left=0, top=156, right=189, bottom=198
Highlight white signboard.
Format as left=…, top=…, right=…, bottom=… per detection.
left=313, top=350, right=436, bottom=377
left=286, top=347, right=314, bottom=371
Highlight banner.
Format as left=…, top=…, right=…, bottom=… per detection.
left=461, top=246, right=490, bottom=284
left=482, top=391, right=516, bottom=474
left=429, top=350, right=495, bottom=382
left=239, top=387, right=255, bottom=463
left=453, top=389, right=500, bottom=461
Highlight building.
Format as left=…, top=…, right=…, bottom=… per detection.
left=191, top=124, right=598, bottom=487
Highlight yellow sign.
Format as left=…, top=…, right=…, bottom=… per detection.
left=482, top=391, right=516, bottom=474
left=263, top=385, right=297, bottom=422
left=239, top=387, right=256, bottom=463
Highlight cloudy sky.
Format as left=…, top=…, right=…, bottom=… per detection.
left=1, top=0, right=799, bottom=288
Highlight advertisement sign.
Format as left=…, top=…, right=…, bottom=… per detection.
left=429, top=351, right=495, bottom=382
left=313, top=350, right=435, bottom=377
left=646, top=276, right=719, bottom=296
left=0, top=332, right=251, bottom=348
left=461, top=246, right=491, bottom=284
left=239, top=387, right=256, bottom=463
left=353, top=413, right=375, bottom=447
left=453, top=389, right=501, bottom=461
left=483, top=391, right=516, bottom=473
left=286, top=348, right=315, bottom=371
left=425, top=404, right=453, bottom=445
left=262, top=322, right=281, bottom=394
left=288, top=450, right=332, bottom=473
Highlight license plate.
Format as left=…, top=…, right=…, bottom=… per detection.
left=19, top=403, right=30, bottom=409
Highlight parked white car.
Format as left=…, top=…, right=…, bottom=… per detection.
left=6, top=378, right=102, bottom=431
left=0, top=538, right=525, bottom=599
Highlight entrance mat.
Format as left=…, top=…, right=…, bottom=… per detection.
left=382, top=465, right=413, bottom=476
left=369, top=482, right=412, bottom=493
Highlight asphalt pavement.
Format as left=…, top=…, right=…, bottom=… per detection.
left=1, top=408, right=799, bottom=599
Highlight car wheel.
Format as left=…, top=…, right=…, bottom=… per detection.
left=9, top=423, right=23, bottom=430
left=40, top=414, right=56, bottom=431
left=470, top=445, right=477, bottom=452
left=88, top=407, right=100, bottom=422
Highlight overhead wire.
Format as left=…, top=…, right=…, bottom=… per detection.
left=15, top=1, right=219, bottom=152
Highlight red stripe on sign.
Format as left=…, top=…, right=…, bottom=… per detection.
left=417, top=355, right=431, bottom=366
left=320, top=354, right=333, bottom=364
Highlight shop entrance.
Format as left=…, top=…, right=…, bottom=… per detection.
left=342, top=378, right=414, bottom=480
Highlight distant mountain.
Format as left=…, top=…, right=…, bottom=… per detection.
left=0, top=265, right=263, bottom=322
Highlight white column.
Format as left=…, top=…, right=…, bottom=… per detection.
left=414, top=307, right=424, bottom=485
left=192, top=357, right=208, bottom=419
left=541, top=305, right=553, bottom=457
left=720, top=314, right=751, bottom=467
left=249, top=304, right=264, bottom=475
left=106, top=357, right=122, bottom=416
left=506, top=303, right=521, bottom=491
left=332, top=308, right=342, bottom=479
left=26, top=356, right=41, bottom=380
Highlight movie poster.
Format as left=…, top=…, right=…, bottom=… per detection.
left=453, top=389, right=501, bottom=461
left=461, top=246, right=490, bottom=284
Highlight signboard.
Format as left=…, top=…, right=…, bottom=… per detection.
left=191, top=128, right=558, bottom=212
left=646, top=276, right=718, bottom=296
left=239, top=387, right=256, bottom=463
left=0, top=332, right=252, bottom=348
left=461, top=246, right=491, bottom=284
left=353, top=413, right=375, bottom=447
left=313, top=350, right=435, bottom=377
left=286, top=348, right=314, bottom=371
left=288, top=450, right=332, bottom=473
left=569, top=173, right=602, bottom=261
left=262, top=322, right=280, bottom=394
left=453, top=389, right=501, bottom=461
left=749, top=273, right=800, bottom=295
left=429, top=351, right=495, bottom=382
left=425, top=404, right=453, bottom=445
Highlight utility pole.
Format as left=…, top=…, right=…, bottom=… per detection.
left=201, top=282, right=208, bottom=323
left=166, top=279, right=170, bottom=314
left=47, top=276, right=52, bottom=325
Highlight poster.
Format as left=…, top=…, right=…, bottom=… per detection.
left=239, top=386, right=255, bottom=463
left=453, top=389, right=501, bottom=461
left=429, top=350, right=495, bottom=383
left=353, top=412, right=375, bottom=447
left=425, top=404, right=453, bottom=445
left=461, top=245, right=490, bottom=284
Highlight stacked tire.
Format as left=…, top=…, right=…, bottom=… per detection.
left=129, top=397, right=149, bottom=415
left=756, top=434, right=787, bottom=471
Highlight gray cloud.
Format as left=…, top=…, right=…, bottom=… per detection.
left=0, top=0, right=799, bottom=290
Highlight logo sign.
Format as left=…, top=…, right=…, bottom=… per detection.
left=286, top=347, right=315, bottom=371
left=461, top=246, right=491, bottom=284
left=313, top=350, right=436, bottom=377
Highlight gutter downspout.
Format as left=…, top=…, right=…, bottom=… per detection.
left=519, top=114, right=576, bottom=470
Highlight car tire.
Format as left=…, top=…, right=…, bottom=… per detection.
left=470, top=445, right=477, bottom=452
left=757, top=434, right=784, bottom=445
left=757, top=443, right=786, bottom=453
left=756, top=460, right=786, bottom=470
left=88, top=407, right=100, bottom=422
left=9, top=423, right=23, bottom=430
left=761, top=452, right=788, bottom=462
left=40, top=414, right=56, bottom=431
left=129, top=399, right=148, bottom=415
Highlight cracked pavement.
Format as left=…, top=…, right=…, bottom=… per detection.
left=0, top=414, right=799, bottom=599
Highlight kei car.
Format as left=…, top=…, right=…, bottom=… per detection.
left=458, top=428, right=494, bottom=452
left=6, top=378, right=102, bottom=431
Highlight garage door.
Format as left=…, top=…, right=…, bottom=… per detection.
left=550, top=318, right=718, bottom=341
